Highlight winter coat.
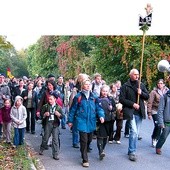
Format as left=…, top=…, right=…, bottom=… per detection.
left=10, top=96, right=27, bottom=128
left=21, top=90, right=38, bottom=109
left=41, top=103, right=63, bottom=128
left=0, top=106, right=11, bottom=123
left=147, top=87, right=169, bottom=116
left=0, top=83, right=11, bottom=108
left=98, top=96, right=116, bottom=121
left=119, top=79, right=149, bottom=120
left=157, top=90, right=170, bottom=127
left=68, top=92, right=105, bottom=133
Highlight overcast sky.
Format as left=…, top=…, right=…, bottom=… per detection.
left=1, top=0, right=170, bottom=50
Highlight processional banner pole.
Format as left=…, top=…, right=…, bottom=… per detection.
left=137, top=3, right=153, bottom=104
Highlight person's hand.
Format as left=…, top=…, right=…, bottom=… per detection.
left=68, top=123, right=73, bottom=128
left=148, top=115, right=152, bottom=120
left=137, top=88, right=142, bottom=95
left=45, top=112, right=50, bottom=117
left=100, top=117, right=105, bottom=123
left=160, top=125, right=165, bottom=129
left=24, top=96, right=28, bottom=100
left=55, top=111, right=61, bottom=117
left=36, top=112, right=40, bottom=117
left=133, top=103, right=140, bottom=110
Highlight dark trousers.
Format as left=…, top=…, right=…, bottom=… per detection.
left=79, top=131, right=93, bottom=163
left=0, top=123, right=2, bottom=136
left=156, top=125, right=170, bottom=149
left=124, top=120, right=130, bottom=135
left=13, top=128, right=25, bottom=146
left=152, top=114, right=162, bottom=140
left=97, top=137, right=107, bottom=155
left=113, top=119, right=123, bottom=141
left=26, top=108, right=36, bottom=132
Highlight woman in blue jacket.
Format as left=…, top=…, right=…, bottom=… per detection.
left=68, top=79, right=105, bottom=168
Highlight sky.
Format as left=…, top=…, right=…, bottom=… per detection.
left=1, top=0, right=170, bottom=50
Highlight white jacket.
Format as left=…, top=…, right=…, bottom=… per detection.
left=10, top=96, right=27, bottom=128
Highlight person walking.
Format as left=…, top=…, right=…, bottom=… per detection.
left=39, top=94, right=63, bottom=160
left=21, top=81, right=38, bottom=134
left=155, top=89, right=170, bottom=155
left=68, top=79, right=105, bottom=168
left=119, top=68, right=149, bottom=161
left=10, top=96, right=27, bottom=147
left=147, top=79, right=169, bottom=147
left=0, top=99, right=12, bottom=144
left=97, top=85, right=116, bottom=160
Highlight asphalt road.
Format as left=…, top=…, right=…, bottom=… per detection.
left=25, top=119, right=170, bottom=170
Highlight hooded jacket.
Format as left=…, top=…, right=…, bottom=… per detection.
left=157, top=90, right=170, bottom=127
left=10, top=96, right=27, bottom=128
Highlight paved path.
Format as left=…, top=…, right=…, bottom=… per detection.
left=25, top=119, right=170, bottom=170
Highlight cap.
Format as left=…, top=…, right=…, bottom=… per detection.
left=48, top=74, right=55, bottom=79
left=57, top=75, right=64, bottom=79
left=0, top=73, right=5, bottom=77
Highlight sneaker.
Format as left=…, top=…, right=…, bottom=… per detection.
left=53, top=156, right=59, bottom=160
left=124, top=134, right=129, bottom=138
left=73, top=144, right=80, bottom=148
left=108, top=141, right=113, bottom=144
left=99, top=152, right=105, bottom=160
left=152, top=139, right=157, bottom=148
left=82, top=162, right=89, bottom=167
left=115, top=140, right=121, bottom=144
left=129, top=153, right=137, bottom=161
left=156, top=148, right=162, bottom=155
left=138, top=136, right=142, bottom=140
left=39, top=150, right=43, bottom=155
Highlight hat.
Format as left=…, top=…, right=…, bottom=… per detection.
left=48, top=74, right=55, bottom=79
left=0, top=73, right=5, bottom=77
left=23, top=76, right=28, bottom=80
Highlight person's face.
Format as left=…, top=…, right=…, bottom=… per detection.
left=16, top=99, right=22, bottom=106
left=111, top=85, right=117, bottom=92
left=157, top=81, right=165, bottom=90
left=48, top=96, right=56, bottom=105
left=4, top=100, right=11, bottom=108
left=101, top=87, right=109, bottom=97
left=0, top=76, right=5, bottom=84
left=82, top=81, right=91, bottom=91
left=130, top=70, right=139, bottom=81
left=47, top=82, right=54, bottom=91
left=95, top=76, right=102, bottom=84
left=28, top=83, right=34, bottom=90
left=19, top=80, right=24, bottom=87
left=58, top=77, right=64, bottom=84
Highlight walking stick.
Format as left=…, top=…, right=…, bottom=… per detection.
left=137, top=3, right=153, bottom=104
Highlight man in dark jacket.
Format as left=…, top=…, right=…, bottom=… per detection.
left=119, top=69, right=149, bottom=161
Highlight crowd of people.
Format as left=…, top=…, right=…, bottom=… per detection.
left=0, top=70, right=169, bottom=168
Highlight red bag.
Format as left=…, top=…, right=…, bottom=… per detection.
left=56, top=97, right=63, bottom=107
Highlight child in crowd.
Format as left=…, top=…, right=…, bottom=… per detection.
left=97, top=85, right=116, bottom=160
left=0, top=99, right=12, bottom=143
left=39, top=94, right=63, bottom=160
left=10, top=96, right=27, bottom=147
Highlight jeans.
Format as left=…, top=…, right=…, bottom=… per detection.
left=152, top=114, right=162, bottom=140
left=128, top=114, right=142, bottom=154
left=72, top=120, right=79, bottom=145
left=156, top=125, right=170, bottom=149
left=61, top=107, right=68, bottom=128
left=13, top=128, right=25, bottom=146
